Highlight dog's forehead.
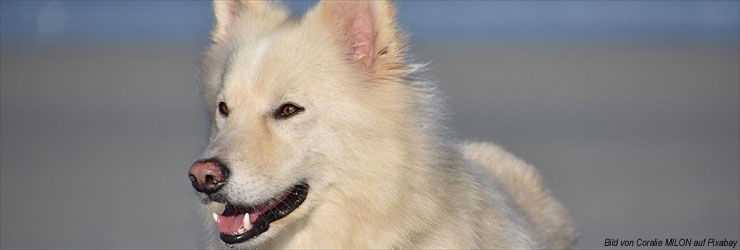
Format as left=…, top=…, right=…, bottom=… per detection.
left=223, top=28, right=316, bottom=88
left=223, top=36, right=274, bottom=91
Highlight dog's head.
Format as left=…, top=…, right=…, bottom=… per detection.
left=189, top=0, right=411, bottom=247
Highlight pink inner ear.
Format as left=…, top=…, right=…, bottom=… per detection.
left=227, top=1, right=240, bottom=21
left=213, top=0, right=242, bottom=39
left=347, top=6, right=375, bottom=67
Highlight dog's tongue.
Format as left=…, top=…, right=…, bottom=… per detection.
left=216, top=213, right=245, bottom=233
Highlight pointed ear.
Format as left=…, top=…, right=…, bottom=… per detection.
left=211, top=0, right=290, bottom=42
left=311, top=0, right=405, bottom=74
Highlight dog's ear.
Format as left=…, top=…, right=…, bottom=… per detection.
left=309, top=0, right=405, bottom=75
left=211, top=0, right=289, bottom=42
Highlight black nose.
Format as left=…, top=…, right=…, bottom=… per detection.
left=188, top=158, right=229, bottom=194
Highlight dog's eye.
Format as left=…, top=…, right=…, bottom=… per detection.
left=218, top=102, right=229, bottom=117
left=276, top=103, right=304, bottom=119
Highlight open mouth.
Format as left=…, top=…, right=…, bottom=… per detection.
left=212, top=183, right=308, bottom=245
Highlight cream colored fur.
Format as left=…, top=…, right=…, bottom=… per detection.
left=194, top=1, right=574, bottom=249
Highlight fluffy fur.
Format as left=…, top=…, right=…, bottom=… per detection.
left=193, top=1, right=575, bottom=248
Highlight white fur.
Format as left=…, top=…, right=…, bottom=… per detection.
left=193, top=1, right=575, bottom=249
left=245, top=37, right=272, bottom=87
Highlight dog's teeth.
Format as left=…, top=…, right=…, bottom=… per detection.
left=237, top=228, right=245, bottom=234
left=212, top=213, right=218, bottom=223
left=243, top=213, right=252, bottom=229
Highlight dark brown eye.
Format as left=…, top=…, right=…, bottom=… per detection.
left=218, top=102, right=229, bottom=116
left=277, top=103, right=303, bottom=118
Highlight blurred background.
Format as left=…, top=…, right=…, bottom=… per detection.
left=1, top=1, right=738, bottom=249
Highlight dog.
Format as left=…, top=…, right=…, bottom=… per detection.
left=188, top=1, right=575, bottom=248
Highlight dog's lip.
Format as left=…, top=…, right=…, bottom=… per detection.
left=215, top=183, right=309, bottom=245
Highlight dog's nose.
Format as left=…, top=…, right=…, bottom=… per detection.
left=188, top=158, right=229, bottom=194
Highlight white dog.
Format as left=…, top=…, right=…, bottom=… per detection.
left=187, top=1, right=575, bottom=248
